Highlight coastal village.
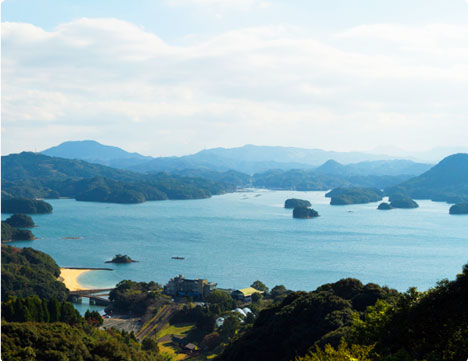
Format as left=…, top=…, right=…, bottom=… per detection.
left=60, top=268, right=265, bottom=359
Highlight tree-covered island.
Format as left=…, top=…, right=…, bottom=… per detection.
left=293, top=207, right=319, bottom=219
left=326, top=187, right=383, bottom=205
left=377, top=202, right=392, bottom=210
left=449, top=202, right=468, bottom=215
left=1, top=198, right=53, bottom=214
left=284, top=198, right=312, bottom=208
left=106, top=254, right=138, bottom=263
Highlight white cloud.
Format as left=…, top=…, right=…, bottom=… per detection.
left=2, top=18, right=468, bottom=155
left=167, top=0, right=271, bottom=12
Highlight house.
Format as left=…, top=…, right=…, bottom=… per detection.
left=183, top=343, right=198, bottom=354
left=231, top=287, right=263, bottom=303
left=164, top=274, right=217, bottom=300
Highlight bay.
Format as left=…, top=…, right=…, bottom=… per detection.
left=4, top=190, right=467, bottom=295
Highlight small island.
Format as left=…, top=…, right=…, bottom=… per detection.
left=284, top=198, right=312, bottom=209
left=293, top=207, right=319, bottom=219
left=390, top=198, right=419, bottom=209
left=326, top=187, right=383, bottom=205
left=449, top=203, right=468, bottom=215
left=105, top=254, right=138, bottom=263
left=377, top=202, right=392, bottom=210
left=4, top=214, right=35, bottom=228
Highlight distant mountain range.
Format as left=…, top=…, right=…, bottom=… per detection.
left=39, top=141, right=433, bottom=176
left=3, top=148, right=467, bottom=204
left=369, top=145, right=468, bottom=163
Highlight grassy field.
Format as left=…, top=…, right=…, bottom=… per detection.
left=158, top=341, right=188, bottom=361
left=156, top=322, right=194, bottom=340
left=156, top=323, right=195, bottom=361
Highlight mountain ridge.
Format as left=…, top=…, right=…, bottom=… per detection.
left=39, top=140, right=432, bottom=176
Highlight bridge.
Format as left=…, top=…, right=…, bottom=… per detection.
left=69, top=288, right=113, bottom=306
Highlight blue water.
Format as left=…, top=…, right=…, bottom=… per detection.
left=3, top=191, right=467, bottom=295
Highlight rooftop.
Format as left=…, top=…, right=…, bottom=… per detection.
left=235, top=287, right=263, bottom=296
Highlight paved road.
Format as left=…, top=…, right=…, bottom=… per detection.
left=102, top=316, right=141, bottom=334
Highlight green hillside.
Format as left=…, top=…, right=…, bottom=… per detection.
left=387, top=153, right=468, bottom=203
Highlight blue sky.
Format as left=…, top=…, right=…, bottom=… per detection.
left=2, top=0, right=468, bottom=156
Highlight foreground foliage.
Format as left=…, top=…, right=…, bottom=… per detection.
left=220, top=264, right=468, bottom=361
left=1, top=321, right=164, bottom=361
left=220, top=278, right=398, bottom=360
left=297, top=338, right=374, bottom=361
left=348, top=264, right=468, bottom=360
left=2, top=296, right=80, bottom=325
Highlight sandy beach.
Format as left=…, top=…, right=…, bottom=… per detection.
left=59, top=268, right=92, bottom=291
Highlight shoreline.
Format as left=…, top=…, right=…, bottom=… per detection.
left=59, top=268, right=93, bottom=291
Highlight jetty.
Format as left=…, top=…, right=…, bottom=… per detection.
left=61, top=267, right=113, bottom=271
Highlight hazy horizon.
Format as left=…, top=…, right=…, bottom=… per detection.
left=2, top=0, right=468, bottom=156
left=6, top=138, right=468, bottom=163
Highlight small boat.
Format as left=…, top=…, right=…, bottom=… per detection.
left=172, top=256, right=185, bottom=260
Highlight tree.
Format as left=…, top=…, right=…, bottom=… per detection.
left=195, top=310, right=216, bottom=334
left=84, top=310, right=103, bottom=326
left=270, top=285, right=288, bottom=301
left=201, top=332, right=221, bottom=350
left=142, top=337, right=159, bottom=352
left=221, top=314, right=241, bottom=340
left=251, top=280, right=269, bottom=295
left=251, top=292, right=262, bottom=303
left=297, top=338, right=374, bottom=361
left=60, top=302, right=80, bottom=325
left=48, top=298, right=61, bottom=322
left=205, top=290, right=235, bottom=312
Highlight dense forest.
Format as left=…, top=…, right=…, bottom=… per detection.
left=2, top=309, right=164, bottom=361
left=1, top=246, right=69, bottom=301
left=220, top=279, right=400, bottom=360
left=1, top=244, right=467, bottom=360
left=220, top=264, right=468, bottom=361
left=0, top=247, right=166, bottom=361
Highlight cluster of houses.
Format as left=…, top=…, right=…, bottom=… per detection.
left=160, top=275, right=265, bottom=355
left=163, top=275, right=264, bottom=303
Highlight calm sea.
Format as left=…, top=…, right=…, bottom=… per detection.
left=4, top=190, right=467, bottom=313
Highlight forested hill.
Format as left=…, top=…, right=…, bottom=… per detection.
left=1, top=152, right=237, bottom=203
left=41, top=140, right=152, bottom=166
left=387, top=153, right=468, bottom=203
left=220, top=263, right=468, bottom=361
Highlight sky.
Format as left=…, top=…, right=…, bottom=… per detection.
left=2, top=0, right=468, bottom=157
